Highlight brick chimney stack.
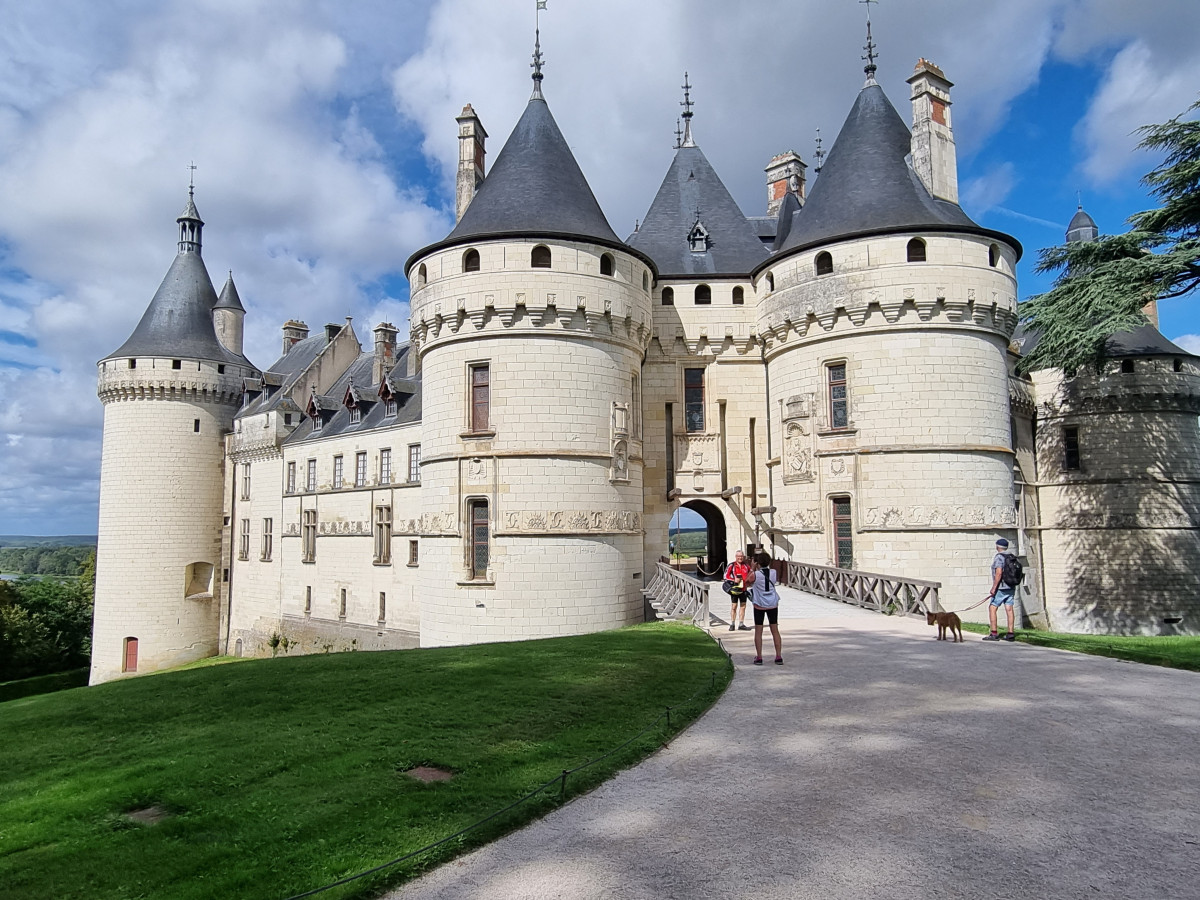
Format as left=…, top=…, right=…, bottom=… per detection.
left=907, top=59, right=958, bottom=204
left=456, top=104, right=487, bottom=222
left=765, top=151, right=806, bottom=217
left=281, top=320, right=309, bottom=355
left=373, top=322, right=398, bottom=384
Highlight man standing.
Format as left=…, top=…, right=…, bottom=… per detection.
left=724, top=550, right=751, bottom=632
left=982, top=538, right=1017, bottom=642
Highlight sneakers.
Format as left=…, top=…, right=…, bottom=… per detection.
left=1003, top=632, right=1016, bottom=642
left=981, top=632, right=1001, bottom=641
left=753, top=656, right=763, bottom=665
left=738, top=624, right=751, bottom=631
left=729, top=623, right=736, bottom=631
left=774, top=657, right=784, bottom=665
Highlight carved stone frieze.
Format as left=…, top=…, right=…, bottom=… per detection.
left=782, top=422, right=814, bottom=484
left=490, top=509, right=643, bottom=534
left=861, top=505, right=1018, bottom=529
left=675, top=433, right=721, bottom=475
left=1056, top=508, right=1196, bottom=529
left=774, top=507, right=821, bottom=531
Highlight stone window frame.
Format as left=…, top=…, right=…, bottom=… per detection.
left=733, top=285, right=745, bottom=305
left=306, top=458, right=317, bottom=492
left=408, top=539, right=419, bottom=567
left=831, top=495, right=854, bottom=569
left=531, top=244, right=552, bottom=268
left=466, top=497, right=491, bottom=581
left=301, top=509, right=317, bottom=563
left=814, top=252, right=833, bottom=276
left=355, top=451, right=368, bottom=488
left=661, top=286, right=674, bottom=306
left=463, top=248, right=480, bottom=273
left=823, top=358, right=853, bottom=432
left=465, top=361, right=493, bottom=436
left=906, top=237, right=927, bottom=263
left=694, top=284, right=712, bottom=305
left=683, top=367, right=706, bottom=434
left=409, top=444, right=422, bottom=483
left=600, top=252, right=615, bottom=276
left=374, top=504, right=392, bottom=565
left=238, top=518, right=251, bottom=560
left=260, top=518, right=273, bottom=562
left=333, top=455, right=344, bottom=489
left=240, top=463, right=251, bottom=500
left=286, top=462, right=296, bottom=494
left=380, top=448, right=392, bottom=485
left=1063, top=425, right=1082, bottom=472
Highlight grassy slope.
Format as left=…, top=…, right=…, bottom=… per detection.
left=0, top=623, right=730, bottom=900
left=960, top=622, right=1200, bottom=671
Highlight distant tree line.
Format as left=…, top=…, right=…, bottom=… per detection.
left=0, top=551, right=94, bottom=682
left=0, top=545, right=95, bottom=576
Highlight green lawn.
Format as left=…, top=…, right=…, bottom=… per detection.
left=960, top=622, right=1200, bottom=671
left=0, top=623, right=730, bottom=900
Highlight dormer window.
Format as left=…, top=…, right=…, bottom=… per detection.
left=312, top=415, right=323, bottom=433
left=385, top=398, right=397, bottom=416
left=349, top=406, right=362, bottom=424
left=688, top=221, right=710, bottom=252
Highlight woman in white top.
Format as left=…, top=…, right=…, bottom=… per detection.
left=745, top=552, right=782, bottom=665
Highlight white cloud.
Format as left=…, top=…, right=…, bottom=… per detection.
left=962, top=163, right=1018, bottom=218
left=1171, top=334, right=1200, bottom=356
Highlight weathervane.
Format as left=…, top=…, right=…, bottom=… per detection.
left=531, top=0, right=547, bottom=99
left=861, top=0, right=879, bottom=84
left=188, top=161, right=197, bottom=196
left=680, top=72, right=695, bottom=147
left=813, top=129, right=825, bottom=174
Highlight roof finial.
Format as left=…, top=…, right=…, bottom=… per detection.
left=861, top=0, right=879, bottom=85
left=813, top=128, right=825, bottom=174
left=1077, top=189, right=1082, bottom=209
left=680, top=72, right=695, bottom=148
left=530, top=1, right=547, bottom=100
left=188, top=160, right=197, bottom=197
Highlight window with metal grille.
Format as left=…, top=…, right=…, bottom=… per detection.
left=827, top=363, right=849, bottom=429
left=261, top=518, right=272, bottom=561
left=409, top=444, right=422, bottom=482
left=684, top=368, right=705, bottom=433
left=832, top=497, right=853, bottom=569
left=374, top=505, right=392, bottom=564
left=470, top=364, right=490, bottom=432
left=355, top=451, right=367, bottom=487
left=239, top=519, right=250, bottom=560
left=470, top=500, right=489, bottom=579
left=1064, top=426, right=1081, bottom=471
left=286, top=461, right=296, bottom=493
left=380, top=448, right=391, bottom=485
left=306, top=459, right=317, bottom=492
left=333, top=455, right=344, bottom=489
left=302, top=509, right=317, bottom=562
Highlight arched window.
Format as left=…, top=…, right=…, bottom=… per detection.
left=662, top=287, right=674, bottom=306
left=1120, top=359, right=1135, bottom=374
left=531, top=245, right=552, bottom=268
left=766, top=272, right=776, bottom=291
left=815, top=252, right=833, bottom=276
left=733, top=286, right=744, bottom=305
left=463, top=249, right=480, bottom=272
left=1174, top=358, right=1184, bottom=373
left=417, top=263, right=427, bottom=287
left=988, top=244, right=1000, bottom=268
left=907, top=238, right=927, bottom=262
left=600, top=253, right=614, bottom=276
left=695, top=284, right=712, bottom=305
left=642, top=271, right=650, bottom=291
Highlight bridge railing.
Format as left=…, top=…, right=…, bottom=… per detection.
left=642, top=561, right=710, bottom=627
left=782, top=560, right=939, bottom=617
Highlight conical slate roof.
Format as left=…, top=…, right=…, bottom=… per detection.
left=771, top=84, right=1018, bottom=261
left=626, top=145, right=769, bottom=277
left=443, top=96, right=619, bottom=246
left=1066, top=206, right=1099, bottom=243
left=215, top=272, right=245, bottom=311
left=1105, top=323, right=1196, bottom=358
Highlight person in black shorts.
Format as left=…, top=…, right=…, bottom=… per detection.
left=746, top=552, right=782, bottom=665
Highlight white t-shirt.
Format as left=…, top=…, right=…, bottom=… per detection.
left=749, top=567, right=779, bottom=609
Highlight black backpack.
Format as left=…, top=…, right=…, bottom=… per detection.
left=1001, top=554, right=1024, bottom=587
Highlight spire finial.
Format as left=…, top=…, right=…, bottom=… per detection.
left=530, top=1, right=547, bottom=99
left=188, top=160, right=197, bottom=197
left=813, top=128, right=825, bottom=174
left=861, top=0, right=879, bottom=85
left=1077, top=189, right=1083, bottom=209
left=673, top=117, right=683, bottom=149
left=680, top=72, right=695, bottom=148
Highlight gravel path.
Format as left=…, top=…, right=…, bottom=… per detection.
left=386, top=591, right=1200, bottom=900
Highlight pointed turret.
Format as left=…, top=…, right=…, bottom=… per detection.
left=214, top=271, right=246, bottom=356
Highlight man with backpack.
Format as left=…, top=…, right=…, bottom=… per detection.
left=983, top=538, right=1023, bottom=642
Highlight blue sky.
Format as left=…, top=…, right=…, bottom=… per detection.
left=1, top=0, right=1198, bottom=535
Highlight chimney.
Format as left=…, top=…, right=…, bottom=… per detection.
left=765, top=151, right=806, bottom=217
left=281, top=320, right=309, bottom=355
left=456, top=104, right=487, bottom=222
left=907, top=59, right=958, bottom=204
left=372, top=322, right=398, bottom=384
left=325, top=323, right=341, bottom=343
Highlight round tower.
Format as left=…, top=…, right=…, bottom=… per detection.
left=752, top=60, right=1022, bottom=616
left=91, top=189, right=258, bottom=683
left=405, top=50, right=655, bottom=646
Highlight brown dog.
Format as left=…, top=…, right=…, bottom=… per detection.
left=926, top=610, right=963, bottom=642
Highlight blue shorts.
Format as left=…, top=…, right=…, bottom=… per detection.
left=991, top=587, right=1015, bottom=607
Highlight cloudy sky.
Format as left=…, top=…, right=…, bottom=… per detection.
left=1, top=0, right=1198, bottom=535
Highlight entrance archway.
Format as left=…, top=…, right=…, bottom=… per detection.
left=680, top=499, right=728, bottom=580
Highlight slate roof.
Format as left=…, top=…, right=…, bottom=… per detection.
left=1066, top=206, right=1099, bottom=244
left=236, top=332, right=329, bottom=417
left=214, top=272, right=245, bottom=311
left=1013, top=322, right=1196, bottom=365
left=769, top=84, right=1019, bottom=263
left=626, top=146, right=770, bottom=278
left=408, top=93, right=628, bottom=271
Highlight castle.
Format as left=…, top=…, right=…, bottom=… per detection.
left=89, top=39, right=1200, bottom=683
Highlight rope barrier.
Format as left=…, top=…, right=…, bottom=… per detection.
left=281, top=660, right=732, bottom=900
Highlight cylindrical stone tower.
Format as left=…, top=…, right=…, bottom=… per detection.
left=405, top=64, right=655, bottom=646
left=91, top=190, right=258, bottom=683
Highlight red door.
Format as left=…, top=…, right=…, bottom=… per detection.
left=123, top=637, right=138, bottom=672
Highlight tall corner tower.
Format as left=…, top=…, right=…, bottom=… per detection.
left=91, top=188, right=259, bottom=683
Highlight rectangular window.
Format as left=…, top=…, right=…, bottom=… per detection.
left=261, top=518, right=273, bottom=561
left=832, top=497, right=853, bottom=569
left=378, top=592, right=386, bottom=625
left=684, top=368, right=705, bottom=433
left=374, top=505, right=392, bottom=565
left=827, top=363, right=849, bottom=429
left=408, top=539, right=419, bottom=567
left=302, top=509, right=317, bottom=562
left=355, top=451, right=367, bottom=487
left=286, top=461, right=296, bottom=494
left=470, top=363, right=490, bottom=432
left=470, top=500, right=489, bottom=579
left=349, top=406, right=361, bottom=424
left=239, top=519, right=250, bottom=560
left=380, top=448, right=392, bottom=485
left=194, top=419, right=201, bottom=433
left=333, top=455, right=344, bottom=489
left=408, top=444, right=422, bottom=483
left=1064, top=425, right=1081, bottom=471
left=306, top=459, right=317, bottom=492
left=339, top=588, right=347, bottom=619
left=313, top=414, right=323, bottom=433
left=240, top=463, right=251, bottom=500
left=304, top=585, right=312, bottom=616
left=631, top=374, right=641, bottom=439
left=385, top=398, right=397, bottom=416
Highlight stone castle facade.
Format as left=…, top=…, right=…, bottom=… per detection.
left=90, top=52, right=1200, bottom=684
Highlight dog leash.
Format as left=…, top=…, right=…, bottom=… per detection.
left=921, top=595, right=994, bottom=615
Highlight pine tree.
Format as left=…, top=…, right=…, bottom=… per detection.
left=1019, top=98, right=1200, bottom=373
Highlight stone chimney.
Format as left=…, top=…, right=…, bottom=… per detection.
left=373, top=322, right=398, bottom=385
left=765, top=151, right=806, bottom=216
left=324, top=322, right=342, bottom=343
left=456, top=104, right=487, bottom=222
left=907, top=59, right=958, bottom=204
left=281, top=320, right=309, bottom=355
